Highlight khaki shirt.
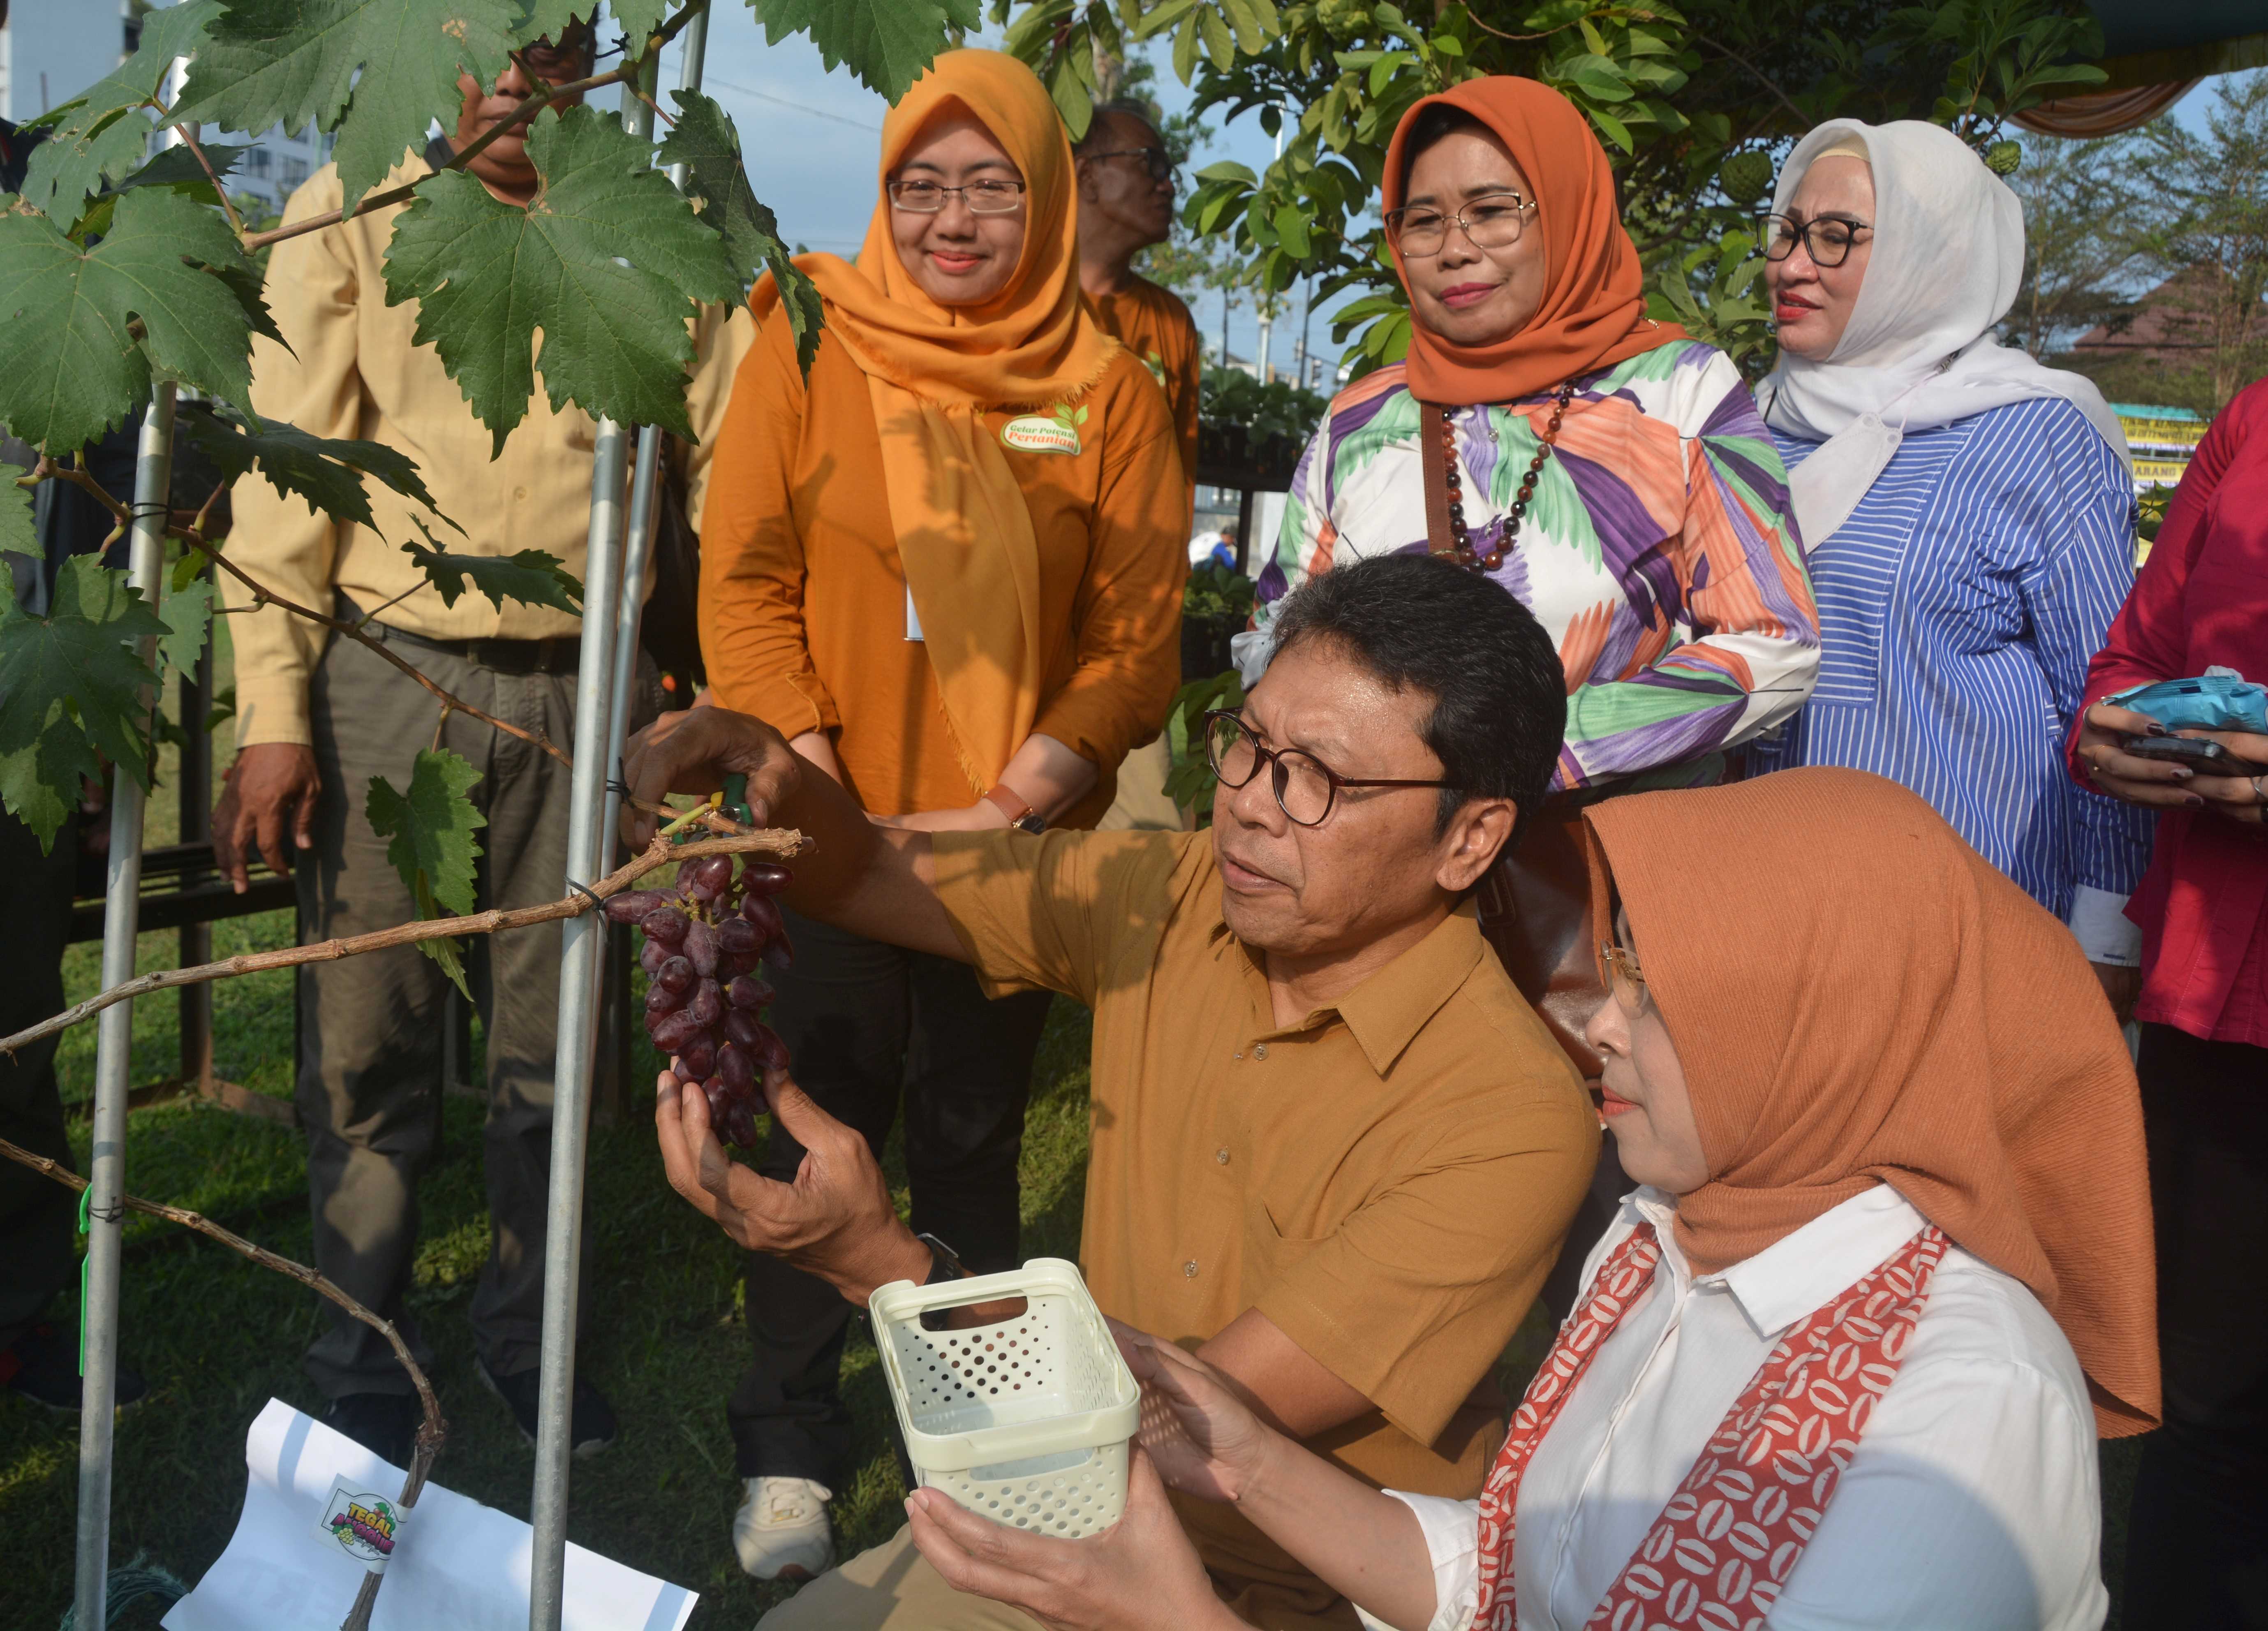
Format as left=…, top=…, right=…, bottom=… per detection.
left=226, top=157, right=753, bottom=748
left=931, top=828, right=1597, bottom=1608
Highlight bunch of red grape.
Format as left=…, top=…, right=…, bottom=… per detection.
left=604, top=855, right=795, bottom=1148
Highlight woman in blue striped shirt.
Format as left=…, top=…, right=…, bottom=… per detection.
left=1746, top=119, right=2154, bottom=1005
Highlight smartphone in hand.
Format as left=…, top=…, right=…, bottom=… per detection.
left=2122, top=736, right=2268, bottom=777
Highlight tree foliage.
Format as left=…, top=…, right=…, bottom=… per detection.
left=365, top=747, right=488, bottom=993
left=996, top=0, right=2108, bottom=376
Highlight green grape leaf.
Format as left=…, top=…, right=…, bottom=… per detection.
left=176, top=0, right=518, bottom=217
left=365, top=747, right=486, bottom=996
left=0, top=188, right=266, bottom=456
left=18, top=0, right=220, bottom=225
left=750, top=0, right=982, bottom=102
left=382, top=105, right=738, bottom=452
left=109, top=142, right=255, bottom=203
left=172, top=547, right=209, bottom=594
left=657, top=90, right=823, bottom=377
left=400, top=532, right=583, bottom=613
left=0, top=482, right=33, bottom=567
left=0, top=554, right=167, bottom=850
left=160, top=576, right=214, bottom=675
left=519, top=0, right=668, bottom=42
left=178, top=402, right=451, bottom=534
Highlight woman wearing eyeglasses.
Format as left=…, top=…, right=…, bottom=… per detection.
left=1247, top=79, right=1818, bottom=805
left=901, top=768, right=2160, bottom=1631
left=695, top=49, right=1186, bottom=1580
left=1745, top=121, right=2153, bottom=1013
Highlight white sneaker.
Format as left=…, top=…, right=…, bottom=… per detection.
left=733, top=1476, right=835, bottom=1581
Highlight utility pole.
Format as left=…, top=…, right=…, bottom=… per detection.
left=1253, top=116, right=1285, bottom=383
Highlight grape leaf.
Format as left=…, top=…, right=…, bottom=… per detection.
left=160, top=577, right=214, bottom=675
left=749, top=0, right=981, bottom=102
left=512, top=0, right=666, bottom=47
left=0, top=555, right=167, bottom=850
left=400, top=532, right=584, bottom=613
left=18, top=0, right=220, bottom=226
left=658, top=90, right=823, bottom=377
left=382, top=105, right=737, bottom=452
left=0, top=188, right=268, bottom=456
left=176, top=0, right=518, bottom=217
left=178, top=402, right=453, bottom=534
left=0, top=483, right=33, bottom=567
left=365, top=747, right=486, bottom=995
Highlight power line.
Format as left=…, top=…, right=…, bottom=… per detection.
left=701, top=76, right=883, bottom=133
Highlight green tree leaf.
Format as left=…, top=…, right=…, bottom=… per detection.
left=177, top=402, right=452, bottom=534
left=0, top=482, right=33, bottom=568
left=18, top=0, right=220, bottom=226
left=176, top=0, right=518, bottom=216
left=400, top=532, right=584, bottom=613
left=750, top=0, right=981, bottom=102
left=365, top=747, right=486, bottom=996
left=0, top=188, right=267, bottom=456
left=0, top=555, right=167, bottom=850
left=160, top=576, right=214, bottom=676
left=382, top=104, right=738, bottom=453
left=657, top=90, right=825, bottom=377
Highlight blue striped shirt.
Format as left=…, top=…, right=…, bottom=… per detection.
left=1750, top=396, right=2153, bottom=932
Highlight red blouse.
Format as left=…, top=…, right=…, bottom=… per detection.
left=2069, top=379, right=2268, bottom=1048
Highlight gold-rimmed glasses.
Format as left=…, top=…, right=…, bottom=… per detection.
left=1599, top=932, right=1648, bottom=1016
left=1385, top=191, right=1535, bottom=258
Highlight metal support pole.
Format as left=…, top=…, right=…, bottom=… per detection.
left=180, top=562, right=215, bottom=1091
left=73, top=383, right=176, bottom=1631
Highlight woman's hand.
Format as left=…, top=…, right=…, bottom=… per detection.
left=1110, top=1321, right=1278, bottom=1505
left=2184, top=730, right=2268, bottom=829
left=2074, top=703, right=2206, bottom=810
left=874, top=801, right=1013, bottom=833
left=906, top=1450, right=1243, bottom=1631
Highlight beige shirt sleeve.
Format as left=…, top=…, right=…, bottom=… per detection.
left=224, top=169, right=362, bottom=749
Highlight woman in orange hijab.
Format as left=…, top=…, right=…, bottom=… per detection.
left=905, top=767, right=2159, bottom=1631
left=695, top=49, right=1185, bottom=1577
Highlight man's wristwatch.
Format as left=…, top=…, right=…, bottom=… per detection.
left=983, top=785, right=1048, bottom=834
left=917, top=1232, right=968, bottom=1286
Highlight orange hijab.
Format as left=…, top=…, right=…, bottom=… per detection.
left=1381, top=78, right=1683, bottom=407
left=1584, top=767, right=2160, bottom=1438
left=751, top=49, right=1116, bottom=792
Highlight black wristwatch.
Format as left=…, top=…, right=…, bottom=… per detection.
left=917, top=1231, right=968, bottom=1286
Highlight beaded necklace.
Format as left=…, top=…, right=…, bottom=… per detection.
left=1438, top=377, right=1581, bottom=573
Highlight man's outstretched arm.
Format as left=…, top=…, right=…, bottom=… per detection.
left=620, top=707, right=965, bottom=962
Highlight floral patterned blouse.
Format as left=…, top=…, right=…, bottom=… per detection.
left=1246, top=339, right=1820, bottom=792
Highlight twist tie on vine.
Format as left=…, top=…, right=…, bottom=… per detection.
left=566, top=879, right=606, bottom=914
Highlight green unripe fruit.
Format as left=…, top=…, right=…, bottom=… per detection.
left=1718, top=150, right=1775, bottom=206
left=1984, top=139, right=2023, bottom=176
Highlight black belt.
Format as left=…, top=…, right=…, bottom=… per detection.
left=342, top=594, right=583, bottom=676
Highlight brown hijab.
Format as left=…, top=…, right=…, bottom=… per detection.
left=1584, top=767, right=2160, bottom=1438
left=1380, top=77, right=1685, bottom=406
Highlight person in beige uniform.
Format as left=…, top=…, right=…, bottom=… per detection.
left=1080, top=99, right=1207, bottom=837
left=210, top=20, right=749, bottom=1469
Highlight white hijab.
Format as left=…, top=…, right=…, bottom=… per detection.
left=1754, top=119, right=2130, bottom=549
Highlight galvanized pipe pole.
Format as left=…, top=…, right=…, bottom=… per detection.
left=599, top=2, right=710, bottom=872
left=526, top=30, right=677, bottom=1626
left=73, top=382, right=177, bottom=1631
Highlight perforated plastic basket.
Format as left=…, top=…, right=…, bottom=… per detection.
left=869, top=1257, right=1140, bottom=1538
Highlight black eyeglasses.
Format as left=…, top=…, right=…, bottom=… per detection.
left=1082, top=146, right=1174, bottom=183
left=1202, top=710, right=1456, bottom=828
left=887, top=178, right=1028, bottom=215
left=513, top=28, right=597, bottom=81
left=1761, top=212, right=1871, bottom=268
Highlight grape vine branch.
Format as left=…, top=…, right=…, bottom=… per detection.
left=0, top=830, right=804, bottom=1060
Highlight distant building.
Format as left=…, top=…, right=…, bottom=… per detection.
left=1, top=0, right=135, bottom=126
left=226, top=123, right=335, bottom=222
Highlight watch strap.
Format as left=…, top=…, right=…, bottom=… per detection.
left=983, top=785, right=1045, bottom=833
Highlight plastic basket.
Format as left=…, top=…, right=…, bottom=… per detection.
left=869, top=1257, right=1140, bottom=1539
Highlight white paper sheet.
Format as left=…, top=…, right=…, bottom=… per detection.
left=164, top=1399, right=697, bottom=1631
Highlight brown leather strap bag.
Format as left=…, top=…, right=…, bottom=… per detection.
left=1420, top=401, right=1605, bottom=1082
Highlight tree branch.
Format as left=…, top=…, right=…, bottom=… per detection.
left=239, top=0, right=712, bottom=254
left=0, top=1135, right=445, bottom=1631
left=0, top=828, right=803, bottom=1060
left=1688, top=30, right=1811, bottom=131
left=176, top=126, right=246, bottom=237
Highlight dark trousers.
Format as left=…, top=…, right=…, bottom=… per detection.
left=729, top=910, right=1052, bottom=1485
left=296, top=626, right=583, bottom=1396
left=2124, top=1022, right=2268, bottom=1630
left=0, top=811, right=79, bottom=1353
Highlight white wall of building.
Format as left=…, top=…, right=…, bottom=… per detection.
left=1, top=0, right=133, bottom=125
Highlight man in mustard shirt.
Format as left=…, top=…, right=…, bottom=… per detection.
left=210, top=19, right=747, bottom=1468
left=626, top=554, right=1599, bottom=1629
